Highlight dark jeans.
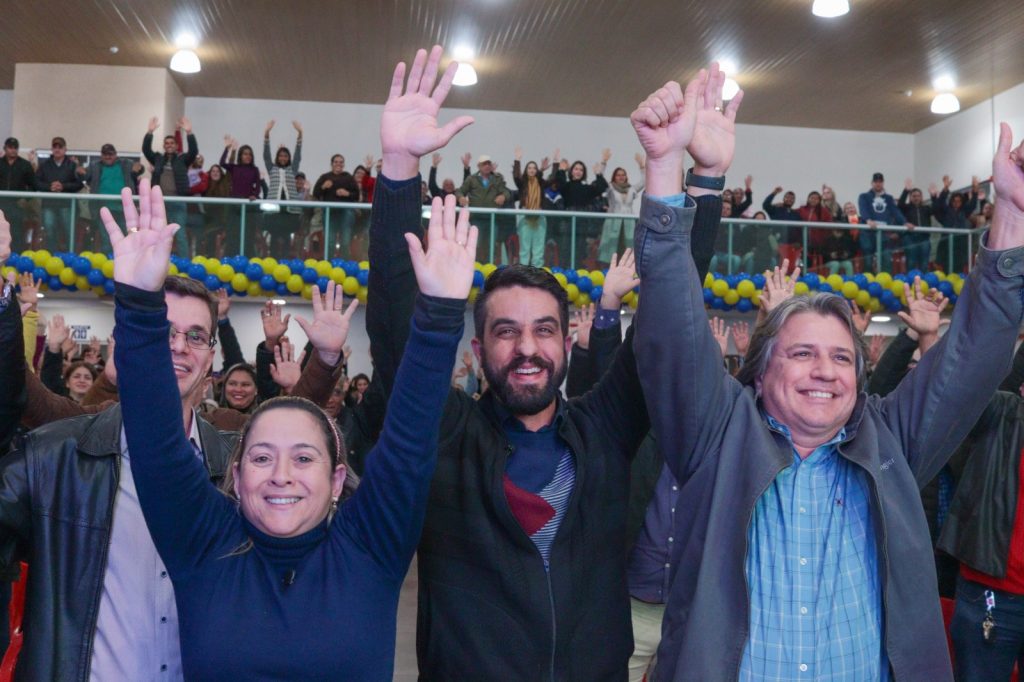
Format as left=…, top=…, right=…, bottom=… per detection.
left=951, top=575, right=1024, bottom=681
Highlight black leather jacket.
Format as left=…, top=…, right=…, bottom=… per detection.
left=0, top=405, right=235, bottom=682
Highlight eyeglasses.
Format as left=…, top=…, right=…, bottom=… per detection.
left=169, top=326, right=216, bottom=350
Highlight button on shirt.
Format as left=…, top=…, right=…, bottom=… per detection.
left=90, top=414, right=204, bottom=681
left=627, top=463, right=679, bottom=603
left=740, top=420, right=888, bottom=682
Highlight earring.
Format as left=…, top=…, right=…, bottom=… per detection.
left=330, top=498, right=339, bottom=514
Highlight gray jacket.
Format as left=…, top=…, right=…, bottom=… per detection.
left=633, top=193, right=1024, bottom=682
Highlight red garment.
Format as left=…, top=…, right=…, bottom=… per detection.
left=962, top=448, right=1024, bottom=594
left=188, top=171, right=209, bottom=196
left=361, top=175, right=376, bottom=203
left=799, top=205, right=833, bottom=248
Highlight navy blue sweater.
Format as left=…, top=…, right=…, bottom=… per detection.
left=114, top=283, right=461, bottom=680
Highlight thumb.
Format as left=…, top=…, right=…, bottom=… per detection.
left=439, top=116, right=475, bottom=145
left=293, top=315, right=311, bottom=336
left=404, top=232, right=427, bottom=274
left=269, top=363, right=280, bottom=381
left=896, top=311, right=912, bottom=326
left=998, top=122, right=1013, bottom=157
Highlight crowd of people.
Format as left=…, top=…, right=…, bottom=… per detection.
left=1, top=44, right=1024, bottom=682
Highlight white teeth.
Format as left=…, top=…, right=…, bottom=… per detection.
left=805, top=391, right=834, bottom=399
left=173, top=364, right=189, bottom=372
left=514, top=367, right=541, bottom=375
left=266, top=497, right=300, bottom=505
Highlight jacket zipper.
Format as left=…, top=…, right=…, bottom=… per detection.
left=79, top=456, right=119, bottom=682
left=544, top=558, right=557, bottom=682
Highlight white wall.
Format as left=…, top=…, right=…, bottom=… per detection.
left=185, top=95, right=914, bottom=206
left=914, top=81, right=1024, bottom=188
left=0, top=90, right=12, bottom=141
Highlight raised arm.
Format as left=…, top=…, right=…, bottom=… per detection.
left=879, top=123, right=1024, bottom=485
left=632, top=63, right=746, bottom=480
left=103, top=180, right=240, bottom=575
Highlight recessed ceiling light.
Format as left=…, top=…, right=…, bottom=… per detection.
left=933, top=75, right=956, bottom=91
left=109, top=46, right=119, bottom=54
left=175, top=31, right=198, bottom=49
left=812, top=0, right=850, bottom=18
left=930, top=93, right=960, bottom=114
left=717, top=59, right=738, bottom=76
left=452, top=45, right=475, bottom=61
left=453, top=63, right=478, bottom=87
left=722, top=78, right=740, bottom=101
left=170, top=49, right=201, bottom=74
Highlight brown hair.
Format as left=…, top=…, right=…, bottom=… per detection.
left=63, top=360, right=98, bottom=383
left=164, top=275, right=218, bottom=336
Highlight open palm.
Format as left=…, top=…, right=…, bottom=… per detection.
left=295, top=280, right=359, bottom=365
left=993, top=123, right=1024, bottom=214
left=405, top=195, right=478, bottom=299
left=688, top=63, right=743, bottom=175
left=100, top=180, right=177, bottom=292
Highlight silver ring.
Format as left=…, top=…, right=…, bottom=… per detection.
left=714, top=106, right=723, bottom=112
left=128, top=227, right=139, bottom=233
left=457, top=240, right=467, bottom=247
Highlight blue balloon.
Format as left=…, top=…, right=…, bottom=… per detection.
left=103, top=279, right=115, bottom=295
left=853, top=274, right=868, bottom=288
left=33, top=266, right=48, bottom=282
left=72, top=257, right=91, bottom=275
left=703, top=288, right=713, bottom=304
left=16, top=256, right=33, bottom=273
left=473, top=271, right=484, bottom=288
left=301, top=267, right=318, bottom=284
left=817, top=283, right=833, bottom=294
left=188, top=264, right=206, bottom=280
left=260, top=275, right=276, bottom=291
left=220, top=256, right=231, bottom=264
left=342, top=261, right=357, bottom=276
left=204, top=275, right=222, bottom=291
left=937, top=281, right=954, bottom=296
left=887, top=300, right=902, bottom=312
left=356, top=270, right=369, bottom=286
left=804, top=273, right=821, bottom=287
left=245, top=263, right=264, bottom=280
left=908, top=269, right=923, bottom=281
left=736, top=298, right=753, bottom=313
left=751, top=274, right=766, bottom=289
left=711, top=296, right=725, bottom=310
left=316, top=276, right=330, bottom=292
left=867, top=282, right=883, bottom=297
left=590, top=286, right=603, bottom=302
left=725, top=275, right=740, bottom=289
left=923, top=273, right=940, bottom=288
left=330, top=258, right=343, bottom=268
left=87, top=269, right=104, bottom=286
left=948, top=292, right=958, bottom=305
left=577, top=276, right=593, bottom=293
left=277, top=283, right=289, bottom=296
left=60, top=253, right=75, bottom=266
left=565, top=270, right=578, bottom=284
left=893, top=273, right=908, bottom=282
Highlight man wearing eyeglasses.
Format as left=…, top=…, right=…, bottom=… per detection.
left=34, top=136, right=83, bottom=248
left=0, top=271, right=229, bottom=681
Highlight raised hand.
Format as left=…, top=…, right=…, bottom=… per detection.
left=216, top=288, right=230, bottom=320
left=461, top=152, right=472, bottom=168
left=731, top=320, right=751, bottom=356
left=147, top=117, right=160, bottom=133
left=380, top=45, right=475, bottom=180
left=178, top=117, right=192, bottom=134
left=573, top=304, right=596, bottom=350
left=404, top=194, right=479, bottom=299
left=709, top=317, right=729, bottom=357
left=688, top=62, right=744, bottom=177
left=905, top=178, right=913, bottom=191
left=47, top=314, right=69, bottom=353
left=431, top=153, right=442, bottom=167
left=867, top=334, right=885, bottom=367
left=261, top=300, right=290, bottom=347
left=514, top=145, right=523, bottom=161
left=600, top=148, right=612, bottom=164
left=0, top=209, right=9, bottom=265
left=601, top=249, right=639, bottom=308
left=629, top=77, right=699, bottom=177
left=850, top=301, right=872, bottom=334
left=292, top=120, right=303, bottom=134
left=103, top=335, right=117, bottom=385
left=989, top=123, right=1024, bottom=250
left=269, top=338, right=305, bottom=392
left=100, top=180, right=178, bottom=292
left=635, top=152, right=646, bottom=169
left=897, top=277, right=949, bottom=338
left=17, top=272, right=39, bottom=315
left=265, top=120, right=276, bottom=135
left=294, top=280, right=360, bottom=367
left=759, top=258, right=802, bottom=316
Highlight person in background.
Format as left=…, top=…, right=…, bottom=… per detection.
left=312, top=154, right=360, bottom=258
left=218, top=363, right=259, bottom=414
left=822, top=184, right=842, bottom=222
left=183, top=154, right=209, bottom=258
left=143, top=118, right=198, bottom=257
left=428, top=152, right=471, bottom=199
left=556, top=150, right=610, bottom=267
left=727, top=175, right=753, bottom=216
left=762, top=186, right=801, bottom=264
left=897, top=178, right=938, bottom=271
left=220, top=135, right=263, bottom=255
left=61, top=360, right=96, bottom=403
left=598, top=154, right=646, bottom=266
left=512, top=147, right=552, bottom=266
left=84, top=143, right=143, bottom=253
left=204, top=164, right=233, bottom=257
left=858, top=171, right=912, bottom=272
left=35, top=136, right=83, bottom=251
left=262, top=120, right=304, bottom=258
left=0, top=137, right=36, bottom=252
left=934, top=174, right=980, bottom=273
left=822, top=226, right=857, bottom=276
left=798, top=190, right=833, bottom=266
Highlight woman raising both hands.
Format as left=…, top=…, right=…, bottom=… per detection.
left=102, top=55, right=477, bottom=680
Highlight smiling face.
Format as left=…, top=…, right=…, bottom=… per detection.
left=166, top=293, right=216, bottom=405
left=163, top=136, right=177, bottom=155
left=65, top=365, right=94, bottom=399
left=756, top=312, right=858, bottom=452
left=224, top=368, right=257, bottom=410
left=525, top=162, right=539, bottom=178
left=783, top=192, right=795, bottom=207
left=570, top=162, right=585, bottom=181
left=209, top=165, right=223, bottom=181
left=472, top=286, right=571, bottom=418
left=612, top=168, right=627, bottom=184
left=233, top=408, right=346, bottom=538
left=239, top=147, right=254, bottom=165
left=331, top=155, right=345, bottom=173
left=275, top=148, right=290, bottom=166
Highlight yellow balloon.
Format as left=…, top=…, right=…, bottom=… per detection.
left=869, top=298, right=883, bottom=312
left=793, top=282, right=810, bottom=296
left=711, top=279, right=729, bottom=297
left=953, top=279, right=963, bottom=295
left=890, top=281, right=906, bottom=297
left=168, top=263, right=179, bottom=276
left=482, top=263, right=497, bottom=278
left=342, top=276, right=359, bottom=296
left=723, top=289, right=740, bottom=306
left=589, top=271, right=605, bottom=287
left=357, top=286, right=368, bottom=304
left=825, top=274, right=844, bottom=290
left=751, top=291, right=761, bottom=307
left=554, top=273, right=568, bottom=287
left=90, top=253, right=107, bottom=268
left=468, top=287, right=479, bottom=304
left=286, top=274, right=303, bottom=293
left=577, top=293, right=591, bottom=307
left=204, top=259, right=218, bottom=275
left=874, top=272, right=893, bottom=288
left=273, top=264, right=291, bottom=283
left=862, top=272, right=875, bottom=283
left=302, top=284, right=314, bottom=300
left=918, top=281, right=930, bottom=295
left=704, top=273, right=714, bottom=288
left=33, top=250, right=51, bottom=268
left=75, top=275, right=90, bottom=290
left=46, top=257, right=64, bottom=276
left=736, top=279, right=756, bottom=298
left=304, top=258, right=318, bottom=269
left=934, top=271, right=947, bottom=281
left=59, top=268, right=77, bottom=286
left=247, top=281, right=262, bottom=297
left=263, top=257, right=278, bottom=269
left=565, top=284, right=579, bottom=302
left=841, top=281, right=859, bottom=299
left=217, top=264, right=235, bottom=282
left=329, top=267, right=346, bottom=285
left=102, top=261, right=115, bottom=278
left=628, top=293, right=638, bottom=309
left=92, top=286, right=106, bottom=297
left=358, top=260, right=370, bottom=271
left=191, top=255, right=206, bottom=264
left=316, top=261, right=331, bottom=277
left=856, top=290, right=871, bottom=307
left=231, top=273, right=248, bottom=292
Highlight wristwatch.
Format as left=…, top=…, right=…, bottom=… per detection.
left=685, top=168, right=726, bottom=192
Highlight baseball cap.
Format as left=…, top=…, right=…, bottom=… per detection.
left=477, top=155, right=492, bottom=165
left=872, top=172, right=884, bottom=182
left=100, top=143, right=117, bottom=155
left=3, top=137, right=18, bottom=149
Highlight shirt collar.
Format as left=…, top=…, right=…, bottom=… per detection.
left=120, top=409, right=204, bottom=460
left=764, top=413, right=846, bottom=463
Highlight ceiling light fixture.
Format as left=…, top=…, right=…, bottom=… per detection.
left=722, top=78, right=740, bottom=101
left=871, top=315, right=891, bottom=323
left=933, top=75, right=956, bottom=91
left=175, top=31, right=198, bottom=49
left=170, top=49, right=201, bottom=74
left=717, top=59, right=738, bottom=76
left=812, top=0, right=850, bottom=18
left=452, top=45, right=475, bottom=61
left=930, top=92, right=960, bottom=115
left=452, top=63, right=478, bottom=87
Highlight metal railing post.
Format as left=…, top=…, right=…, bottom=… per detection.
left=489, top=213, right=496, bottom=264
left=570, top=216, right=577, bottom=270
left=239, top=205, right=247, bottom=257
left=727, top=223, right=734, bottom=274
left=68, top=199, right=77, bottom=253
left=875, top=229, right=883, bottom=272
left=802, top=225, right=808, bottom=269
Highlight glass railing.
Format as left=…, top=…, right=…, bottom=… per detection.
left=0, top=190, right=977, bottom=306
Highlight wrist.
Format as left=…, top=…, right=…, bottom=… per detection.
left=265, top=335, right=282, bottom=348
left=381, top=151, right=420, bottom=182
left=644, top=155, right=684, bottom=198
left=600, top=292, right=622, bottom=310
left=317, top=349, right=342, bottom=367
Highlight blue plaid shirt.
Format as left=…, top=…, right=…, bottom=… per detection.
left=740, top=419, right=889, bottom=681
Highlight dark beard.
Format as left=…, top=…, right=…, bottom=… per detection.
left=480, top=348, right=567, bottom=416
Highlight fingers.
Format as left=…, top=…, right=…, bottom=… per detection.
left=99, top=207, right=125, bottom=247
left=418, top=45, right=443, bottom=95
left=998, top=123, right=1013, bottom=157
left=442, top=193, right=457, bottom=242
left=406, top=48, right=428, bottom=97
left=310, top=284, right=325, bottom=315
left=341, top=297, right=359, bottom=323
left=454, top=201, right=471, bottom=246
left=432, top=59, right=458, bottom=107
left=150, top=185, right=168, bottom=230
left=389, top=61, right=407, bottom=100
left=427, top=196, right=444, bottom=247
left=896, top=311, right=912, bottom=327
left=440, top=116, right=476, bottom=145
left=465, top=224, right=480, bottom=256
left=724, top=89, right=744, bottom=122
left=404, top=232, right=426, bottom=271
